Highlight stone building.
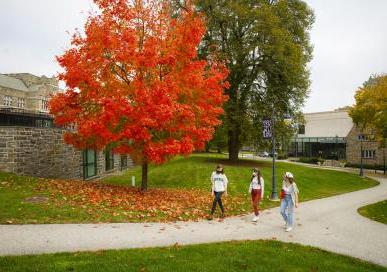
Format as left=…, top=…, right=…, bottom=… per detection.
left=0, top=125, right=133, bottom=180
left=346, top=126, right=386, bottom=166
left=289, top=109, right=386, bottom=167
left=0, top=73, right=59, bottom=113
left=0, top=73, right=134, bottom=180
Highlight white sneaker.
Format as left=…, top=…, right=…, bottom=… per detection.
left=283, top=223, right=287, bottom=229
left=252, top=216, right=259, bottom=222
left=285, top=227, right=293, bottom=232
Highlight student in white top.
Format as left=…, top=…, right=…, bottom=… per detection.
left=249, top=168, right=264, bottom=222
left=208, top=164, right=228, bottom=220
left=280, top=172, right=299, bottom=232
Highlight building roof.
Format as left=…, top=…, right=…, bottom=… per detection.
left=298, top=110, right=354, bottom=138
left=0, top=74, right=29, bottom=92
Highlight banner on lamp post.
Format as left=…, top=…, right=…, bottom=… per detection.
left=263, top=118, right=272, bottom=139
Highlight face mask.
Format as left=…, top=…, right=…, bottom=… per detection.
left=252, top=172, right=257, bottom=177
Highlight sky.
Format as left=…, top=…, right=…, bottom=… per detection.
left=0, top=0, right=386, bottom=113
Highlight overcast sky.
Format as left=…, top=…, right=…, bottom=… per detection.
left=0, top=0, right=386, bottom=113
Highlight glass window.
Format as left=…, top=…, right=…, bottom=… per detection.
left=362, top=150, right=376, bottom=159
left=105, top=148, right=114, bottom=171
left=83, top=149, right=97, bottom=179
left=298, top=125, right=305, bottom=135
left=17, top=98, right=25, bottom=108
left=40, top=96, right=49, bottom=111
left=3, top=96, right=12, bottom=106
left=120, top=155, right=128, bottom=169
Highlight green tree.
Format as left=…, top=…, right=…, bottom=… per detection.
left=349, top=74, right=387, bottom=143
left=196, top=0, right=314, bottom=161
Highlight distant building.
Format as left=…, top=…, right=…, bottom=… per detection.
left=289, top=109, right=386, bottom=166
left=0, top=73, right=60, bottom=113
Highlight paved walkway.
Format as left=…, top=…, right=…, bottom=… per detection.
left=1, top=175, right=387, bottom=267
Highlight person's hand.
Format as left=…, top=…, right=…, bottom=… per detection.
left=295, top=203, right=299, bottom=208
left=211, top=192, right=214, bottom=197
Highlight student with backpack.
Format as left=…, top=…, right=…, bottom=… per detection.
left=208, top=164, right=228, bottom=220
left=249, top=168, right=264, bottom=222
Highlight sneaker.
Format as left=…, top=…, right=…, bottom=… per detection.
left=285, top=227, right=293, bottom=232
left=252, top=216, right=259, bottom=222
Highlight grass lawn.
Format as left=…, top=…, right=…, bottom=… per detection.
left=0, top=153, right=378, bottom=224
left=0, top=240, right=386, bottom=272
left=104, top=153, right=378, bottom=209
left=358, top=200, right=387, bottom=224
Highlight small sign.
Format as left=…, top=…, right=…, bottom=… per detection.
left=263, top=118, right=272, bottom=139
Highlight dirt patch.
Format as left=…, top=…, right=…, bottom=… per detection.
left=24, top=195, right=49, bottom=203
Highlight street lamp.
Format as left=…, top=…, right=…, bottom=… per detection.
left=264, top=100, right=292, bottom=201
left=270, top=105, right=278, bottom=200
left=360, top=135, right=364, bottom=177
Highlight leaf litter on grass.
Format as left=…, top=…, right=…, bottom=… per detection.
left=33, top=179, right=247, bottom=223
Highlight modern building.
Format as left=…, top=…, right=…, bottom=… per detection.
left=289, top=109, right=386, bottom=167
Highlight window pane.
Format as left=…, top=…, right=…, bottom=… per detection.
left=87, top=164, right=95, bottom=177
left=87, top=150, right=95, bottom=163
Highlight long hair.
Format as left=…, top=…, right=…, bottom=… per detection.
left=252, top=169, right=261, bottom=184
left=287, top=177, right=295, bottom=184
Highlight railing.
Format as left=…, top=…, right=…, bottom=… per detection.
left=0, top=107, right=55, bottom=128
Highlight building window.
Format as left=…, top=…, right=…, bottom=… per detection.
left=298, top=125, right=305, bottom=135
left=17, top=98, right=25, bottom=108
left=40, top=96, right=49, bottom=111
left=3, top=96, right=12, bottom=107
left=120, top=155, right=128, bottom=170
left=83, top=149, right=97, bottom=179
left=105, top=148, right=114, bottom=171
left=362, top=150, right=376, bottom=159
left=358, top=134, right=375, bottom=141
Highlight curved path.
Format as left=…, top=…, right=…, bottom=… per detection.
left=1, top=175, right=387, bottom=267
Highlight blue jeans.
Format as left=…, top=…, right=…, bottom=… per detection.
left=280, top=194, right=294, bottom=227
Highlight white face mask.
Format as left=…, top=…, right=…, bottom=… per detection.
left=252, top=172, right=257, bottom=177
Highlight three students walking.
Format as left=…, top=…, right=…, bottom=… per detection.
left=208, top=165, right=299, bottom=232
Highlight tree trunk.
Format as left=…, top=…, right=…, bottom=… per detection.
left=141, top=162, right=148, bottom=191
left=205, top=143, right=210, bottom=153
left=228, top=126, right=240, bottom=162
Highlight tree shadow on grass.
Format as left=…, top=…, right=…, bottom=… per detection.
left=201, top=156, right=271, bottom=168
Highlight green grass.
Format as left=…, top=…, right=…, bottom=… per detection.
left=0, top=153, right=379, bottom=224
left=0, top=240, right=385, bottom=272
left=0, top=173, right=98, bottom=224
left=358, top=200, right=387, bottom=224
left=104, top=153, right=378, bottom=205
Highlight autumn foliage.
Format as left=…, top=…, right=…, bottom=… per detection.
left=50, top=0, right=229, bottom=188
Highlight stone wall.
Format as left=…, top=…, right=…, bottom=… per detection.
left=0, top=126, right=134, bottom=180
left=346, top=126, right=386, bottom=165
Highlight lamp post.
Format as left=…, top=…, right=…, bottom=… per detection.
left=271, top=105, right=278, bottom=200
left=383, top=137, right=386, bottom=175
left=360, top=135, right=364, bottom=177
left=265, top=100, right=291, bottom=201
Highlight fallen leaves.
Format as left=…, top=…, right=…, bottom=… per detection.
left=33, top=179, right=247, bottom=223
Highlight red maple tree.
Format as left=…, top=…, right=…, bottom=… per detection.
left=50, top=0, right=229, bottom=190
